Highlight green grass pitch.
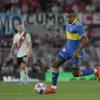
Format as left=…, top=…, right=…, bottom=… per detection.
left=0, top=81, right=100, bottom=100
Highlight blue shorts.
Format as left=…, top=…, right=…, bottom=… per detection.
left=57, top=47, right=84, bottom=70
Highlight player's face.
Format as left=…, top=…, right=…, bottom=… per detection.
left=17, top=25, right=23, bottom=32
left=66, top=13, right=75, bottom=24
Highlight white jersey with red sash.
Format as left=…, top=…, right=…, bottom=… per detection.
left=13, top=31, right=31, bottom=57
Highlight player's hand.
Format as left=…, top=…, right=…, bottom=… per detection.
left=72, top=50, right=79, bottom=59
left=9, top=53, right=13, bottom=60
left=27, top=52, right=32, bottom=58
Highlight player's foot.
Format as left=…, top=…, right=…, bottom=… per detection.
left=44, top=87, right=56, bottom=94
left=19, top=80, right=28, bottom=85
left=95, top=67, right=100, bottom=81
left=19, top=82, right=24, bottom=85
left=23, top=79, right=28, bottom=84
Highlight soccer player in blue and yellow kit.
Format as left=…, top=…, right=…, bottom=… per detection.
left=44, top=9, right=100, bottom=94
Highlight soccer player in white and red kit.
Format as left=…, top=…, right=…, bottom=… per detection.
left=10, top=24, right=32, bottom=84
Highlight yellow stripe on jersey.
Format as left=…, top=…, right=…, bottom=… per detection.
left=66, top=31, right=81, bottom=40
left=72, top=17, right=78, bottom=24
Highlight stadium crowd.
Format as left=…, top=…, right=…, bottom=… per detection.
left=0, top=0, right=100, bottom=74
left=0, top=0, right=100, bottom=14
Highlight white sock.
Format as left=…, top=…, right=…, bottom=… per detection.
left=51, top=85, right=56, bottom=89
left=94, top=69, right=97, bottom=73
left=20, top=70, right=25, bottom=82
left=24, top=67, right=29, bottom=80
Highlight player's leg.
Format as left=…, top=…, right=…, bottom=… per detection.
left=71, top=56, right=83, bottom=77
left=21, top=56, right=29, bottom=84
left=19, top=56, right=29, bottom=84
left=19, top=67, right=26, bottom=84
left=44, top=47, right=70, bottom=94
left=52, top=58, right=63, bottom=88
left=71, top=56, right=98, bottom=78
left=44, top=58, right=63, bottom=94
left=80, top=66, right=100, bottom=81
left=20, top=63, right=28, bottom=84
left=17, top=57, right=25, bottom=84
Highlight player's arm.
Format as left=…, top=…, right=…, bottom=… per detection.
left=64, top=22, right=68, bottom=47
left=26, top=33, right=32, bottom=58
left=10, top=36, right=17, bottom=58
left=76, top=34, right=88, bottom=52
left=10, top=43, right=17, bottom=57
left=72, top=25, right=88, bottom=58
left=76, top=25, right=89, bottom=52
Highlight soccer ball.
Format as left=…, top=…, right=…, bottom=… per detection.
left=34, top=83, right=46, bottom=94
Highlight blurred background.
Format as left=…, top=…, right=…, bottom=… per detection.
left=0, top=0, right=100, bottom=82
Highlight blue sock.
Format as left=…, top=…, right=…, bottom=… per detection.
left=52, top=72, right=59, bottom=86
left=81, top=69, right=94, bottom=76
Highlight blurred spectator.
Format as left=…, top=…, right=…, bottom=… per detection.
left=51, top=4, right=59, bottom=14
left=28, top=0, right=39, bottom=12
left=79, top=3, right=86, bottom=13
left=72, top=4, right=79, bottom=13
left=75, top=0, right=82, bottom=5
left=0, top=0, right=99, bottom=13
left=10, top=0, right=19, bottom=4
left=86, top=3, right=95, bottom=13
left=21, top=2, right=29, bottom=14
left=66, top=0, right=75, bottom=5
left=19, top=0, right=27, bottom=5
left=0, top=0, right=6, bottom=12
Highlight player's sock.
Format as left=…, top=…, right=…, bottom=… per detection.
left=81, top=69, right=96, bottom=76
left=20, top=70, right=25, bottom=83
left=52, top=72, right=59, bottom=89
left=94, top=69, right=97, bottom=73
left=24, top=67, right=29, bottom=84
left=24, top=67, right=28, bottom=77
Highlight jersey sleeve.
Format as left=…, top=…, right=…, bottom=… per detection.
left=26, top=33, right=31, bottom=42
left=13, top=35, right=17, bottom=44
left=76, top=25, right=85, bottom=36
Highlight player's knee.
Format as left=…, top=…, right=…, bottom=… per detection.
left=20, top=62, right=26, bottom=69
left=52, top=61, right=59, bottom=68
left=52, top=59, right=62, bottom=68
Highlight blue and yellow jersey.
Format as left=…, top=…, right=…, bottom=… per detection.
left=66, top=18, right=85, bottom=54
